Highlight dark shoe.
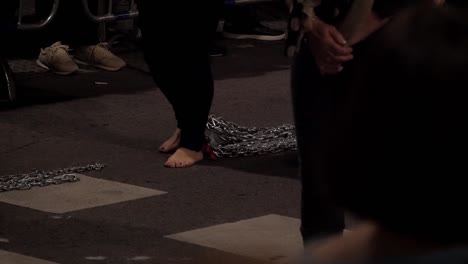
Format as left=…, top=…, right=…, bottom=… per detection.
left=223, top=23, right=285, bottom=41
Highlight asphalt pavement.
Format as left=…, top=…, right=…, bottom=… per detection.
left=0, top=39, right=303, bottom=264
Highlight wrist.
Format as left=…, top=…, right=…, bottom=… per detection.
left=303, top=15, right=322, bottom=34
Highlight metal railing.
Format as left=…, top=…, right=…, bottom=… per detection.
left=1, top=0, right=61, bottom=105
left=81, top=0, right=276, bottom=23
left=18, top=0, right=60, bottom=30
left=226, top=0, right=276, bottom=6
left=0, top=0, right=60, bottom=31
left=82, top=0, right=138, bottom=23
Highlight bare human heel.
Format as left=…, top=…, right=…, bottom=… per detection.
left=159, top=129, right=181, bottom=153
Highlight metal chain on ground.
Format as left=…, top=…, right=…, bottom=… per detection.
left=0, top=163, right=106, bottom=192
left=206, top=115, right=297, bottom=158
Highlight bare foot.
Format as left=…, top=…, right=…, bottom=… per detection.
left=164, top=148, right=203, bottom=168
left=159, top=129, right=181, bottom=153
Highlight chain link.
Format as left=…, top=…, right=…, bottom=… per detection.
left=1, top=117, right=294, bottom=191
left=206, top=115, right=297, bottom=158
left=0, top=163, right=106, bottom=192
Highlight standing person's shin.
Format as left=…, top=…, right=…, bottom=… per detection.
left=136, top=0, right=219, bottom=167
left=178, top=56, right=214, bottom=152
left=177, top=12, right=217, bottom=152
left=291, top=46, right=345, bottom=243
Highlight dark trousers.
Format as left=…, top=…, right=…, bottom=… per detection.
left=224, top=5, right=259, bottom=28
left=0, top=0, right=18, bottom=23
left=36, top=0, right=98, bottom=47
left=291, top=45, right=346, bottom=242
left=136, top=0, right=223, bottom=151
left=1, top=0, right=97, bottom=56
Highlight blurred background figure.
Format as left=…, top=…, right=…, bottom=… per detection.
left=289, top=0, right=409, bottom=243
left=298, top=3, right=468, bottom=263
left=34, top=0, right=126, bottom=75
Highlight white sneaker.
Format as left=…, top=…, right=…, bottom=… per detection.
left=36, top=41, right=79, bottom=75
left=74, top=43, right=126, bottom=71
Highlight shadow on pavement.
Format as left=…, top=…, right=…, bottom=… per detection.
left=203, top=151, right=299, bottom=179
left=5, top=68, right=155, bottom=109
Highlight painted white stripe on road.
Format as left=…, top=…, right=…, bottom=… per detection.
left=0, top=250, right=59, bottom=264
left=166, top=214, right=303, bottom=263
left=0, top=174, right=166, bottom=213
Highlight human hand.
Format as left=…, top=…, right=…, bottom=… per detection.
left=305, top=19, right=354, bottom=75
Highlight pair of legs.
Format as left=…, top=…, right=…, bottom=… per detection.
left=136, top=0, right=222, bottom=168
left=291, top=45, right=346, bottom=242
left=0, top=0, right=97, bottom=59
left=0, top=0, right=95, bottom=47
left=34, top=0, right=125, bottom=74
left=0, top=0, right=18, bottom=23
left=36, top=0, right=98, bottom=47
left=0, top=0, right=17, bottom=103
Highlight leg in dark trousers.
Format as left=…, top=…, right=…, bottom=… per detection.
left=136, top=0, right=222, bottom=167
left=0, top=0, right=18, bottom=23
left=0, top=0, right=19, bottom=53
left=36, top=0, right=98, bottom=47
left=34, top=0, right=126, bottom=74
left=291, top=45, right=345, bottom=243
